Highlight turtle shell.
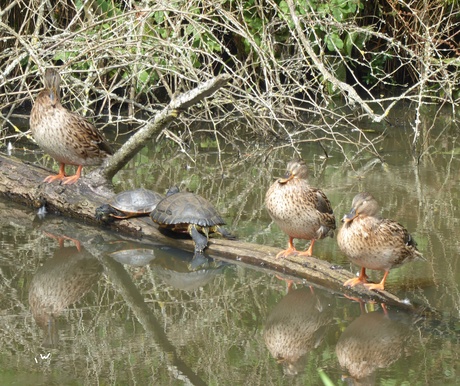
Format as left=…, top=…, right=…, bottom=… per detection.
left=150, top=192, right=225, bottom=227
left=110, top=188, right=164, bottom=215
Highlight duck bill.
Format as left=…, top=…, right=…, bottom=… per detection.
left=49, top=87, right=58, bottom=106
left=342, top=208, right=357, bottom=223
left=278, top=172, right=294, bottom=184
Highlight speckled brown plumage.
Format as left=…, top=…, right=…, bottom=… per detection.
left=265, top=160, right=336, bottom=258
left=264, top=287, right=331, bottom=375
left=28, top=245, right=102, bottom=346
left=336, top=309, right=411, bottom=385
left=337, top=192, right=423, bottom=291
left=30, top=68, right=113, bottom=184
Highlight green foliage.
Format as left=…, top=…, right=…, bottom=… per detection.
left=75, top=0, right=121, bottom=17
left=277, top=0, right=365, bottom=53
left=230, top=0, right=368, bottom=88
left=51, top=1, right=226, bottom=95
left=362, top=52, right=393, bottom=85
left=34, top=0, right=384, bottom=96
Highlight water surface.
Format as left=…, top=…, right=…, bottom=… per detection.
left=1, top=105, right=459, bottom=385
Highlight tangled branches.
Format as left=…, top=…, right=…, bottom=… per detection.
left=0, top=0, right=459, bottom=161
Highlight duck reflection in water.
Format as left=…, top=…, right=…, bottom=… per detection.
left=28, top=235, right=102, bottom=347
left=336, top=304, right=413, bottom=386
left=264, top=283, right=332, bottom=375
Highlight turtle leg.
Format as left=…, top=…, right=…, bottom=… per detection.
left=216, top=226, right=236, bottom=240
left=188, top=224, right=210, bottom=269
left=188, top=224, right=209, bottom=254
left=189, top=251, right=209, bottom=270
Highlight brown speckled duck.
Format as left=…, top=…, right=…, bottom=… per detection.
left=337, top=192, right=423, bottom=291
left=30, top=68, right=113, bottom=185
left=265, top=160, right=336, bottom=258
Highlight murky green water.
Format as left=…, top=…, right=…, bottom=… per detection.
left=1, top=105, right=460, bottom=385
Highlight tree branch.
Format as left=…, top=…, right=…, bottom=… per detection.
left=99, top=74, right=232, bottom=182
left=285, top=0, right=386, bottom=122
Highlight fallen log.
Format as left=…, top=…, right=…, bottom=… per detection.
left=0, top=73, right=433, bottom=313
left=0, top=151, right=434, bottom=312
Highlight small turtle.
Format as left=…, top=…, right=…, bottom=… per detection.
left=96, top=188, right=164, bottom=221
left=149, top=191, right=233, bottom=256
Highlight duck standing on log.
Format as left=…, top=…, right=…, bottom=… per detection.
left=337, top=192, right=423, bottom=291
left=265, top=160, right=336, bottom=258
left=30, top=68, right=113, bottom=185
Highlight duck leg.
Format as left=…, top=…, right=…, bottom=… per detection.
left=343, top=267, right=369, bottom=287
left=62, top=165, right=83, bottom=185
left=363, top=270, right=389, bottom=291
left=298, top=239, right=316, bottom=257
left=276, top=236, right=298, bottom=258
left=44, top=163, right=67, bottom=183
left=44, top=231, right=82, bottom=252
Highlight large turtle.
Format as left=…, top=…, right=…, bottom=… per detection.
left=149, top=190, right=233, bottom=256
left=95, top=188, right=164, bottom=221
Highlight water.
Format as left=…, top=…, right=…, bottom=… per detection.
left=1, top=106, right=459, bottom=385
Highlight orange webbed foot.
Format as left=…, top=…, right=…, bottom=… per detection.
left=44, top=163, right=67, bottom=183
left=297, top=249, right=313, bottom=257
left=62, top=165, right=83, bottom=185
left=343, top=276, right=368, bottom=287
left=62, top=174, right=81, bottom=185
left=296, top=239, right=315, bottom=257
left=343, top=267, right=369, bottom=287
left=362, top=271, right=389, bottom=292
left=363, top=282, right=385, bottom=291
left=275, top=248, right=298, bottom=259
left=44, top=174, right=65, bottom=183
left=276, top=237, right=300, bottom=258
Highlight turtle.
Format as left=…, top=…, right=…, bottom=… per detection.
left=95, top=188, right=164, bottom=221
left=149, top=190, right=233, bottom=256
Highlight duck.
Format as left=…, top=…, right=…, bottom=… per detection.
left=337, top=192, right=423, bottom=291
left=265, top=160, right=336, bottom=258
left=30, top=68, right=113, bottom=185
